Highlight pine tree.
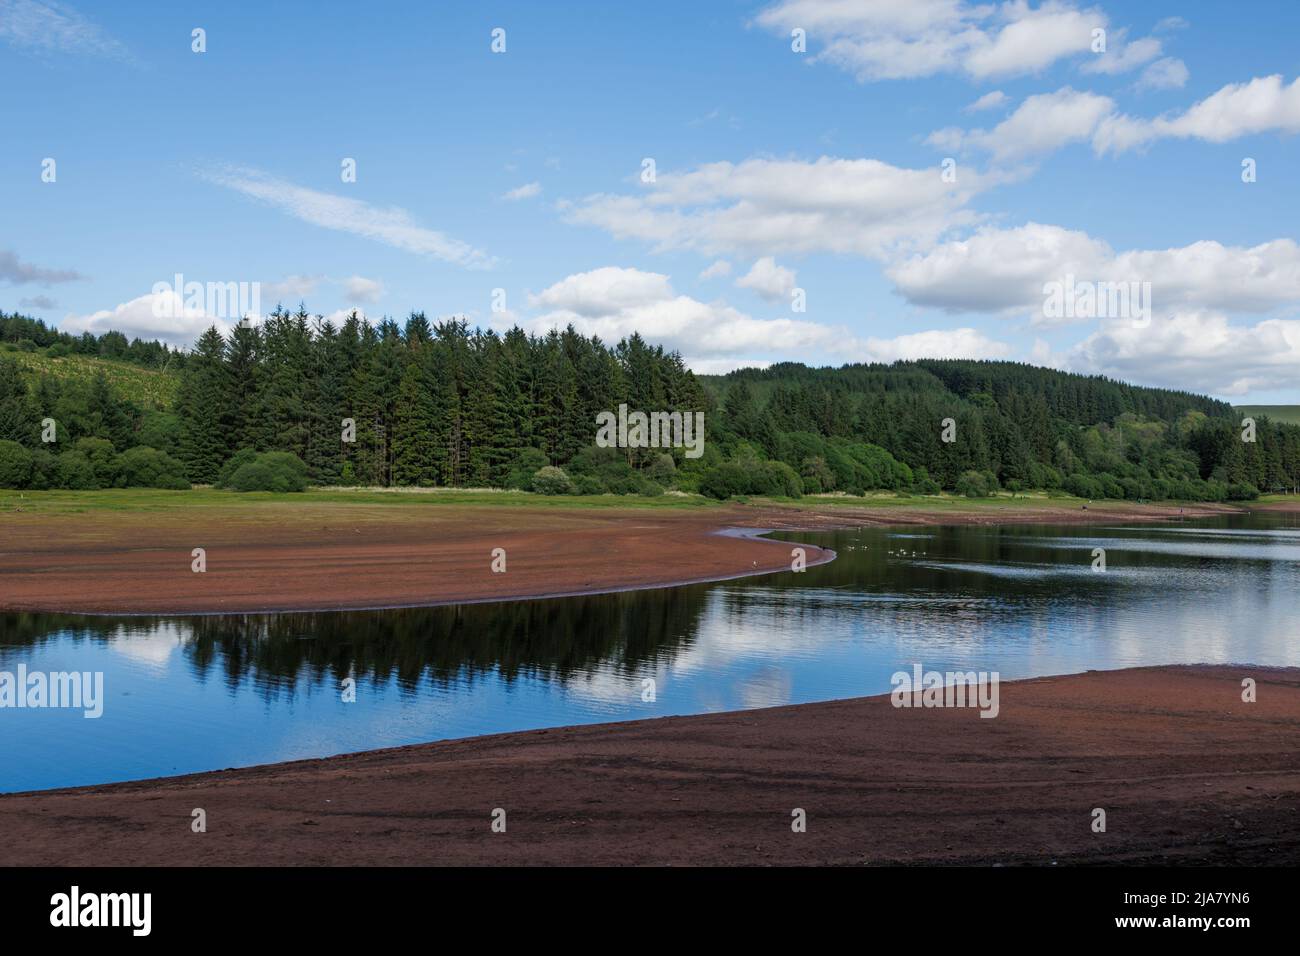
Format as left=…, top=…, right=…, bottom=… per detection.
left=177, top=327, right=231, bottom=482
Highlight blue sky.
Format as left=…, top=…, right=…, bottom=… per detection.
left=2, top=0, right=1300, bottom=401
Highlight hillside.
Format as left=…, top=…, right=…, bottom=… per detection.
left=0, top=343, right=180, bottom=409
left=1237, top=405, right=1300, bottom=426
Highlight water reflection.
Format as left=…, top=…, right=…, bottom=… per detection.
left=2, top=514, right=1297, bottom=792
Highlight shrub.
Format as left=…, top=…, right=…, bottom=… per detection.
left=1227, top=482, right=1260, bottom=501
left=530, top=465, right=574, bottom=495
left=55, top=451, right=98, bottom=490
left=226, top=452, right=310, bottom=492
left=568, top=446, right=637, bottom=487
left=115, top=446, right=190, bottom=489
left=0, top=440, right=33, bottom=488
left=955, top=470, right=994, bottom=498
left=699, top=462, right=749, bottom=499
left=75, top=437, right=118, bottom=487
left=137, top=411, right=183, bottom=459
left=1063, top=474, right=1103, bottom=500
left=645, top=453, right=677, bottom=484
left=27, top=449, right=58, bottom=490
left=574, top=475, right=606, bottom=496
left=699, top=460, right=802, bottom=499
left=216, top=447, right=259, bottom=488
left=504, top=448, right=548, bottom=489
left=910, top=466, right=942, bottom=496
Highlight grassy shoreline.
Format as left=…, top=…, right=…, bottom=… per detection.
left=3, top=485, right=1296, bottom=520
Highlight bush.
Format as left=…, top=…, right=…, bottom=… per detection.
left=27, top=449, right=57, bottom=490
left=638, top=480, right=664, bottom=497
left=75, top=437, right=118, bottom=488
left=645, top=453, right=677, bottom=484
left=0, top=440, right=33, bottom=488
left=55, top=451, right=98, bottom=490
left=955, top=470, right=995, bottom=498
left=115, top=446, right=190, bottom=489
left=1063, top=474, right=1103, bottom=500
left=137, top=411, right=183, bottom=459
left=573, top=475, right=606, bottom=496
left=699, top=462, right=749, bottom=499
left=910, top=466, right=942, bottom=496
left=567, top=446, right=637, bottom=487
left=699, top=460, right=802, bottom=499
left=216, top=447, right=259, bottom=488
left=504, top=448, right=548, bottom=489
left=226, top=452, right=310, bottom=492
left=531, top=465, right=574, bottom=495
left=1227, top=482, right=1260, bottom=501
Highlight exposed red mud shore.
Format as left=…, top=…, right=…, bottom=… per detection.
left=2, top=665, right=1296, bottom=866
left=0, top=498, right=1252, bottom=615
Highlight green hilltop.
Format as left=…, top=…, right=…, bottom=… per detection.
left=1236, top=405, right=1300, bottom=426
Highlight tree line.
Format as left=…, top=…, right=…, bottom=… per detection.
left=1, top=305, right=1299, bottom=501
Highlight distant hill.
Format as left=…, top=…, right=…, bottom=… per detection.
left=1236, top=405, right=1300, bottom=426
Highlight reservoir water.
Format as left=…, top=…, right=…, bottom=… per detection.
left=3, top=514, right=1298, bottom=793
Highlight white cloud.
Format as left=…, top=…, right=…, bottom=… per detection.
left=687, top=357, right=773, bottom=375
left=698, top=259, right=732, bottom=280
left=887, top=220, right=1300, bottom=392
left=566, top=156, right=987, bottom=260
left=518, top=265, right=1012, bottom=369
left=0, top=0, right=130, bottom=59
left=262, top=274, right=323, bottom=302
left=524, top=267, right=845, bottom=360
left=343, top=275, right=384, bottom=304
left=756, top=0, right=1108, bottom=82
left=1070, top=313, right=1300, bottom=396
left=60, top=291, right=228, bottom=348
left=937, top=74, right=1300, bottom=159
left=965, top=90, right=1008, bottom=112
left=735, top=257, right=797, bottom=301
left=1079, top=32, right=1161, bottom=76
left=888, top=223, right=1300, bottom=325
left=889, top=222, right=1112, bottom=318
left=1134, top=57, right=1188, bottom=92
left=1097, top=74, right=1300, bottom=154
left=501, top=181, right=542, bottom=201
left=863, top=327, right=1012, bottom=362
left=200, top=165, right=495, bottom=269
left=934, top=86, right=1115, bottom=159
left=965, top=2, right=1105, bottom=80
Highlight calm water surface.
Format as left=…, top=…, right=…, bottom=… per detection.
left=3, top=514, right=1298, bottom=792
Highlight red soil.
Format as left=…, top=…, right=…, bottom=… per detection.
left=0, top=498, right=1247, bottom=614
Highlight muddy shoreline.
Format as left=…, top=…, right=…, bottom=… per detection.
left=3, top=665, right=1296, bottom=866
left=0, top=497, right=1265, bottom=615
